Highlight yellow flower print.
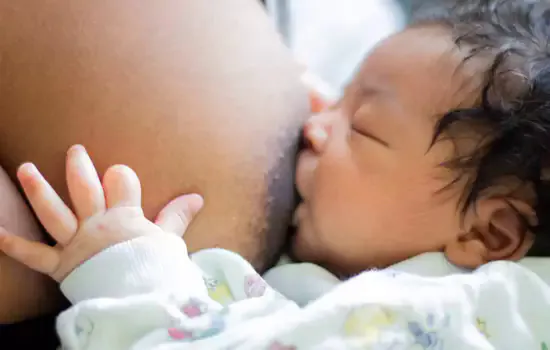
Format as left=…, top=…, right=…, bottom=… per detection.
left=476, top=317, right=490, bottom=338
left=343, top=307, right=396, bottom=343
left=204, top=277, right=234, bottom=305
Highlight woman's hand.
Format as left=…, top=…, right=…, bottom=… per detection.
left=0, top=145, right=203, bottom=282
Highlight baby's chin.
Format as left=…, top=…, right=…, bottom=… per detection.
left=289, top=224, right=325, bottom=264
left=290, top=231, right=352, bottom=278
left=290, top=205, right=343, bottom=273
left=290, top=223, right=371, bottom=278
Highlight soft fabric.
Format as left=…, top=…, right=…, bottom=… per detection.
left=57, top=235, right=550, bottom=349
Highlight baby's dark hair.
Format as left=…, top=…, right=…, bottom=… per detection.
left=416, top=0, right=550, bottom=256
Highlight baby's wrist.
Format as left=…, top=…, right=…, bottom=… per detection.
left=60, top=235, right=205, bottom=304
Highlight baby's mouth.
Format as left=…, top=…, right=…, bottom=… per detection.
left=292, top=177, right=303, bottom=227
left=292, top=207, right=300, bottom=228
left=292, top=203, right=306, bottom=228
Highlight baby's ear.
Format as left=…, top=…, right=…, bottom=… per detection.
left=444, top=198, right=535, bottom=268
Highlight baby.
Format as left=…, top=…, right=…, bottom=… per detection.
left=292, top=0, right=550, bottom=276
left=2, top=0, right=550, bottom=348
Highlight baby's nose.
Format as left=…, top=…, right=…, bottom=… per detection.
left=303, top=114, right=331, bottom=153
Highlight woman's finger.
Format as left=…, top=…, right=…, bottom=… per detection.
left=66, top=145, right=106, bottom=220
left=155, top=194, right=204, bottom=236
left=0, top=229, right=60, bottom=276
left=103, top=165, right=142, bottom=208
left=18, top=163, right=78, bottom=245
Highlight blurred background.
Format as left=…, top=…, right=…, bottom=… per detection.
left=265, top=0, right=445, bottom=98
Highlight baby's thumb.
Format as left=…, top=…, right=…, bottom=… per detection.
left=154, top=194, right=204, bottom=236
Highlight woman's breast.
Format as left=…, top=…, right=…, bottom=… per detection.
left=0, top=0, right=308, bottom=269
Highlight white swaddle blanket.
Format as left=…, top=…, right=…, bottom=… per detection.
left=56, top=235, right=550, bottom=349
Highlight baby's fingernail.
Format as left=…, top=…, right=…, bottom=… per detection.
left=187, top=194, right=204, bottom=214
left=69, top=144, right=86, bottom=154
left=18, top=163, right=38, bottom=177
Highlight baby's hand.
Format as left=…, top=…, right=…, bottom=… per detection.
left=0, top=145, right=203, bottom=282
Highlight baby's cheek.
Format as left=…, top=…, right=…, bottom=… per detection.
left=313, top=191, right=356, bottom=237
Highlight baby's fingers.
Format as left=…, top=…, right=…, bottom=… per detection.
left=18, top=163, right=78, bottom=245
left=66, top=145, right=106, bottom=220
left=103, top=165, right=141, bottom=208
left=155, top=194, right=204, bottom=236
left=0, top=229, right=60, bottom=277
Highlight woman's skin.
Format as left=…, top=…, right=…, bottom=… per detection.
left=0, top=0, right=308, bottom=323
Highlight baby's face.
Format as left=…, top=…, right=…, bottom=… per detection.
left=293, top=26, right=482, bottom=275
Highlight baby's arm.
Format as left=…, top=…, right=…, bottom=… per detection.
left=0, top=145, right=217, bottom=348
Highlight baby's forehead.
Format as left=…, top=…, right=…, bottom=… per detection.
left=349, top=25, right=484, bottom=116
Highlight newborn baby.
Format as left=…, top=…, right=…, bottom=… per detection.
left=291, top=0, right=550, bottom=276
